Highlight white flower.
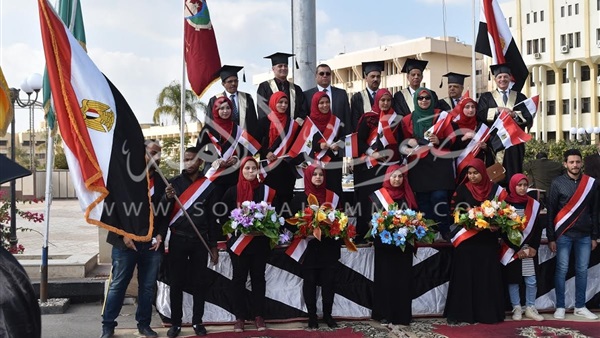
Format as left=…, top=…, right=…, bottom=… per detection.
left=271, top=213, right=277, bottom=223
left=278, top=217, right=285, bottom=225
left=483, top=207, right=495, bottom=217
left=328, top=212, right=336, bottom=222
left=397, top=227, right=408, bottom=237
left=255, top=212, right=265, bottom=220
left=231, top=221, right=238, bottom=229
left=468, top=209, right=475, bottom=219
left=241, top=201, right=251, bottom=208
left=259, top=201, right=269, bottom=208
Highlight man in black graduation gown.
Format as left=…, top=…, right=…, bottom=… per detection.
left=477, top=63, right=532, bottom=186
left=304, top=63, right=352, bottom=136
left=438, top=72, right=469, bottom=112
left=350, top=60, right=383, bottom=131
left=207, top=65, right=258, bottom=135
left=392, top=58, right=441, bottom=116
left=256, top=52, right=306, bottom=122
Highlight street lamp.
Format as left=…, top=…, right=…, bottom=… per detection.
left=9, top=73, right=42, bottom=250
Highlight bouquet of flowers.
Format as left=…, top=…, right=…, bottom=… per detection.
left=286, top=194, right=357, bottom=251
left=367, top=204, right=437, bottom=251
left=453, top=198, right=526, bottom=246
left=223, top=200, right=286, bottom=248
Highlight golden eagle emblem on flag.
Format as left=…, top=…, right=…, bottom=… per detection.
left=81, top=99, right=114, bottom=132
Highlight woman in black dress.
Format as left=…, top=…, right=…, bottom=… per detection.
left=289, top=163, right=341, bottom=329
left=444, top=158, right=505, bottom=324
left=222, top=156, right=278, bottom=332
left=370, top=164, right=418, bottom=326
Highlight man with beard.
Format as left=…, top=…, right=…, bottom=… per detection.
left=438, top=72, right=469, bottom=112
left=546, top=149, right=599, bottom=321
left=393, top=58, right=441, bottom=116
left=351, top=60, right=384, bottom=131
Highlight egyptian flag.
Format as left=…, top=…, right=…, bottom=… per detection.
left=475, top=0, right=528, bottom=91
left=344, top=133, right=358, bottom=158
left=488, top=110, right=531, bottom=152
left=514, top=95, right=540, bottom=119
left=184, top=0, right=221, bottom=96
left=288, top=118, right=320, bottom=158
left=39, top=0, right=152, bottom=241
left=370, top=188, right=395, bottom=211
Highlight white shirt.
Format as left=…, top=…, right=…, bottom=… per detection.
left=317, top=85, right=333, bottom=111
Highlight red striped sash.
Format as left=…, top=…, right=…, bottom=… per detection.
left=499, top=197, right=540, bottom=265
left=553, top=175, right=595, bottom=239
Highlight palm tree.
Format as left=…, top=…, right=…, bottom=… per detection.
left=153, top=81, right=207, bottom=125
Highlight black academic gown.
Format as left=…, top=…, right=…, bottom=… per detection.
left=371, top=195, right=414, bottom=326
left=256, top=79, right=306, bottom=120
left=477, top=90, right=532, bottom=186
left=207, top=91, right=259, bottom=136
left=350, top=89, right=375, bottom=132
left=444, top=184, right=505, bottom=324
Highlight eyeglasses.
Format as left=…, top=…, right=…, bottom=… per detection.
left=417, top=96, right=431, bottom=101
left=318, top=71, right=331, bottom=76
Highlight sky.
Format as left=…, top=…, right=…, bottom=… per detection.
left=0, top=0, right=509, bottom=132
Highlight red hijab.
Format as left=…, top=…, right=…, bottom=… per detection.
left=303, top=163, right=326, bottom=204
left=505, top=173, right=529, bottom=204
left=454, top=97, right=477, bottom=131
left=309, top=91, right=332, bottom=133
left=463, top=158, right=493, bottom=202
left=236, top=156, right=260, bottom=205
left=372, top=89, right=394, bottom=118
left=268, top=92, right=289, bottom=147
left=211, top=96, right=234, bottom=137
left=382, top=164, right=417, bottom=209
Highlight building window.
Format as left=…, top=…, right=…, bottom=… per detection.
left=568, top=5, right=572, bottom=16
left=533, top=39, right=539, bottom=53
left=562, top=99, right=570, bottom=114
left=533, top=12, right=537, bottom=23
left=560, top=34, right=566, bottom=46
left=547, top=70, right=556, bottom=84
left=562, top=131, right=570, bottom=141
left=561, top=6, right=565, bottom=17
left=575, top=3, right=579, bottom=14
left=526, top=13, right=530, bottom=24
left=582, top=97, right=591, bottom=113
left=548, top=132, right=556, bottom=141
left=568, top=33, right=574, bottom=48
left=541, top=38, right=546, bottom=52
left=547, top=100, right=556, bottom=115
left=597, top=28, right=600, bottom=41
left=529, top=76, right=535, bottom=87
left=562, top=68, right=569, bottom=83
left=527, top=40, right=532, bottom=54
left=540, top=10, right=544, bottom=21
left=581, top=65, right=591, bottom=81
left=575, top=32, right=581, bottom=48
left=509, top=17, right=512, bottom=27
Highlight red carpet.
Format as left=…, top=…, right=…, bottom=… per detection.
left=433, top=319, right=600, bottom=337
left=182, top=327, right=363, bottom=338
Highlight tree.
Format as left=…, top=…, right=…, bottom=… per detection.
left=153, top=81, right=207, bottom=125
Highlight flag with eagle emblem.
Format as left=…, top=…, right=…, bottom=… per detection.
left=38, top=0, right=153, bottom=241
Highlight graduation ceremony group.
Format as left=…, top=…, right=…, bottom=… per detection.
left=99, top=52, right=600, bottom=338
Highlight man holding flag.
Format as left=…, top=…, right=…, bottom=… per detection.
left=477, top=64, right=532, bottom=185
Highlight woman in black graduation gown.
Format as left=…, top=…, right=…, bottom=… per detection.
left=289, top=163, right=341, bottom=329
left=444, top=158, right=505, bottom=324
left=370, top=164, right=418, bottom=326
left=253, top=91, right=299, bottom=208
left=221, top=156, right=279, bottom=332
left=303, top=91, right=344, bottom=199
left=400, top=88, right=455, bottom=239
left=354, top=89, right=402, bottom=240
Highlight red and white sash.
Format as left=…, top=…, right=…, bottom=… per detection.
left=360, top=128, right=379, bottom=169
left=451, top=185, right=504, bottom=248
left=323, top=190, right=339, bottom=209
left=499, top=197, right=540, bottom=265
left=314, top=116, right=341, bottom=160
left=377, top=112, right=398, bottom=148
left=149, top=177, right=155, bottom=197
left=370, top=188, right=395, bottom=211
left=207, top=125, right=242, bottom=160
left=553, top=175, right=595, bottom=239
left=269, top=117, right=299, bottom=158
left=230, top=185, right=277, bottom=256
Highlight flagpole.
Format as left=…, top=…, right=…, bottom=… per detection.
left=180, top=4, right=186, bottom=172
left=40, top=129, right=55, bottom=302
left=472, top=0, right=477, bottom=98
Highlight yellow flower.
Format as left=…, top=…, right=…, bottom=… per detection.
left=339, top=214, right=348, bottom=230
left=416, top=212, right=423, bottom=221
left=317, top=211, right=326, bottom=222
left=399, top=215, right=408, bottom=224
left=454, top=210, right=460, bottom=224
left=475, top=218, right=489, bottom=229
left=377, top=223, right=384, bottom=232
left=482, top=200, right=492, bottom=208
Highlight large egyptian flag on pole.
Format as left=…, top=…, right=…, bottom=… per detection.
left=0, top=66, right=13, bottom=137
left=38, top=0, right=153, bottom=241
left=184, top=0, right=221, bottom=96
left=475, top=0, right=528, bottom=92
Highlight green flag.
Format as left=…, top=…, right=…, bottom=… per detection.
left=43, top=0, right=87, bottom=131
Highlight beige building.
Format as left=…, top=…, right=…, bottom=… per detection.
left=254, top=36, right=485, bottom=102
left=501, top=0, right=600, bottom=143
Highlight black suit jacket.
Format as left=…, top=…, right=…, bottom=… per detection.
left=304, top=86, right=352, bottom=136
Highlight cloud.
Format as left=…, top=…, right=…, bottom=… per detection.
left=318, top=29, right=408, bottom=61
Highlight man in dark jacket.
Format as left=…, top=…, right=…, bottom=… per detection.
left=100, top=140, right=167, bottom=338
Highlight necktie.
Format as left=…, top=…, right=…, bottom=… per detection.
left=322, top=88, right=327, bottom=93
left=502, top=90, right=508, bottom=105
left=230, top=94, right=239, bottom=122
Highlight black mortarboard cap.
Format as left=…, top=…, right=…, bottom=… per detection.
left=264, top=52, right=295, bottom=66
left=215, top=65, right=244, bottom=81
left=361, top=60, right=384, bottom=77
left=490, top=63, right=512, bottom=76
left=442, top=72, right=470, bottom=86
left=401, top=58, right=428, bottom=73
